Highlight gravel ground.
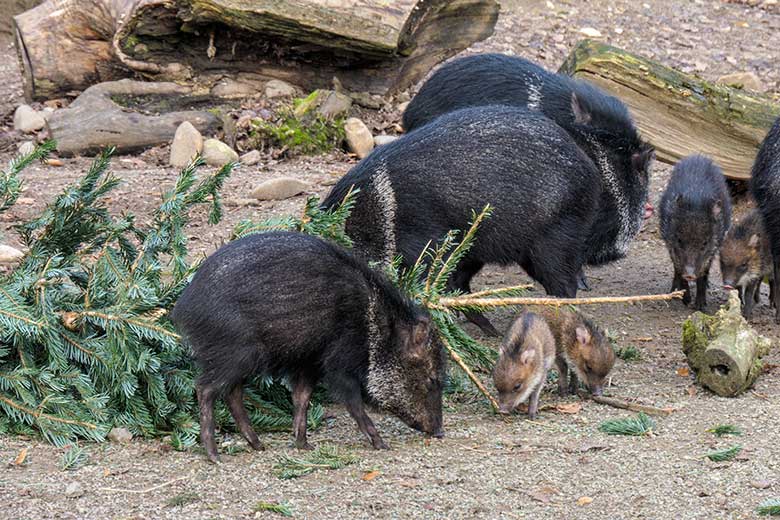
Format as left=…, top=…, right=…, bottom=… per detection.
left=1, top=1, right=779, bottom=519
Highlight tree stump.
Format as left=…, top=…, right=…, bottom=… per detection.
left=682, top=291, right=772, bottom=397
left=47, top=80, right=221, bottom=156
left=14, top=0, right=500, bottom=102
left=559, top=40, right=780, bottom=180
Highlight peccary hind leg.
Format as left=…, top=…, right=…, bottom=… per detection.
left=291, top=373, right=316, bottom=450
left=450, top=262, right=500, bottom=337
left=555, top=356, right=570, bottom=396
left=196, top=383, right=220, bottom=463
left=226, top=385, right=264, bottom=451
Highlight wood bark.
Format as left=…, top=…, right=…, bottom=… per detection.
left=14, top=0, right=499, bottom=102
left=559, top=40, right=780, bottom=180
left=47, top=79, right=221, bottom=155
left=682, top=291, right=772, bottom=397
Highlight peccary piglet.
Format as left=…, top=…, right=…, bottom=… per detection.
left=720, top=209, right=774, bottom=318
left=750, top=116, right=780, bottom=322
left=660, top=155, right=732, bottom=310
left=493, top=312, right=555, bottom=419
left=402, top=53, right=656, bottom=282
left=322, top=105, right=603, bottom=336
left=170, top=232, right=446, bottom=463
left=539, top=307, right=614, bottom=396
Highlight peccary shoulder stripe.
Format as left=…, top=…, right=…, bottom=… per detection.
left=527, top=80, right=543, bottom=111
left=372, top=160, right=397, bottom=264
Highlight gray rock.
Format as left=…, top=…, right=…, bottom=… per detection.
left=265, top=79, right=296, bottom=99
left=13, top=105, right=46, bottom=134
left=169, top=122, right=203, bottom=168
left=251, top=178, right=310, bottom=200
left=373, top=135, right=399, bottom=147
left=240, top=149, right=262, bottom=166
left=65, top=482, right=84, bottom=499
left=294, top=90, right=352, bottom=120
left=0, top=245, right=23, bottom=264
left=350, top=91, right=383, bottom=109
left=17, top=141, right=35, bottom=156
left=201, top=139, right=239, bottom=167
left=41, top=107, right=56, bottom=122
left=211, top=78, right=259, bottom=98
left=107, top=427, right=133, bottom=444
left=344, top=117, right=374, bottom=159
left=717, top=72, right=763, bottom=92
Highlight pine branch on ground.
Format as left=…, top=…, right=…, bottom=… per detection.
left=254, top=501, right=294, bottom=517
left=705, top=445, right=742, bottom=462
left=273, top=445, right=359, bottom=479
left=758, top=499, right=780, bottom=516
left=598, top=413, right=655, bottom=436
left=706, top=424, right=742, bottom=437
left=59, top=445, right=88, bottom=471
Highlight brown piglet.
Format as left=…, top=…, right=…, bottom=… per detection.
left=540, top=308, right=614, bottom=397
left=493, top=311, right=555, bottom=419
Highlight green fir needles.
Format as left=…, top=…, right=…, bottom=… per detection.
left=707, top=424, right=743, bottom=437
left=705, top=445, right=742, bottom=462
left=59, top=445, right=88, bottom=471
left=758, top=499, right=780, bottom=516
left=598, top=413, right=655, bottom=436
left=273, top=445, right=359, bottom=479
left=254, top=501, right=294, bottom=517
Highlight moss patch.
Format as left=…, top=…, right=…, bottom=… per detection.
left=251, top=106, right=345, bottom=156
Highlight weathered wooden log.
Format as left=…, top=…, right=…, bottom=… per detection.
left=0, top=0, right=41, bottom=34
left=682, top=291, right=772, bottom=397
left=47, top=79, right=221, bottom=155
left=559, top=40, right=780, bottom=180
left=14, top=0, right=499, bottom=102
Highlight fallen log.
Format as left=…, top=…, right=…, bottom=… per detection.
left=47, top=80, right=221, bottom=156
left=559, top=39, right=780, bottom=180
left=681, top=290, right=772, bottom=397
left=14, top=0, right=500, bottom=102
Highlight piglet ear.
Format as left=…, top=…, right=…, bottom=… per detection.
left=520, top=349, right=536, bottom=365
left=749, top=234, right=760, bottom=248
left=571, top=93, right=592, bottom=125
left=575, top=326, right=591, bottom=347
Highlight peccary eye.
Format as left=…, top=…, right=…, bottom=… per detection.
left=513, top=383, right=522, bottom=391
left=585, top=364, right=592, bottom=372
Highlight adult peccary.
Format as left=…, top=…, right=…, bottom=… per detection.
left=322, top=106, right=602, bottom=336
left=720, top=209, right=774, bottom=319
left=750, top=116, right=780, bottom=322
left=170, top=232, right=446, bottom=463
left=402, top=53, right=655, bottom=285
left=659, top=155, right=732, bottom=311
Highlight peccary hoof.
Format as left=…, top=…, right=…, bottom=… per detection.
left=577, top=272, right=591, bottom=291
left=295, top=441, right=314, bottom=451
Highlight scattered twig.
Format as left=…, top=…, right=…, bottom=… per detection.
left=578, top=390, right=675, bottom=416
left=438, top=290, right=685, bottom=310
left=438, top=333, right=499, bottom=412
left=99, top=476, right=189, bottom=494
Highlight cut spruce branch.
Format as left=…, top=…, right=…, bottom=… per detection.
left=577, top=390, right=675, bottom=416
left=254, top=501, right=294, bottom=517
left=758, top=499, right=780, bottom=516
left=273, top=445, right=359, bottom=480
left=705, top=445, right=742, bottom=462
left=598, top=413, right=656, bottom=436
left=707, top=424, right=743, bottom=437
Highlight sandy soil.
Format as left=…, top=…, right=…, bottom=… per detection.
left=1, top=1, right=779, bottom=519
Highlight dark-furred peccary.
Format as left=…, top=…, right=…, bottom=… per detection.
left=170, top=232, right=446, bottom=463
left=322, top=105, right=602, bottom=336
left=720, top=209, right=774, bottom=319
left=750, top=116, right=780, bottom=322
left=402, top=53, right=655, bottom=281
left=660, top=155, right=732, bottom=310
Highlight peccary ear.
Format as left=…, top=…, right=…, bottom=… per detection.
left=571, top=93, right=592, bottom=125
left=712, top=201, right=722, bottom=218
left=749, top=234, right=760, bottom=248
left=403, top=316, right=431, bottom=360
left=575, top=326, right=591, bottom=347
left=632, top=148, right=655, bottom=175
left=520, top=348, right=536, bottom=365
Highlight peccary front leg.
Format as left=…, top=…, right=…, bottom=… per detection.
left=343, top=396, right=389, bottom=450
left=671, top=268, right=691, bottom=305
left=568, top=371, right=580, bottom=395
left=450, top=262, right=499, bottom=337
left=527, top=381, right=544, bottom=420
left=555, top=356, right=570, bottom=396
left=291, top=373, right=315, bottom=450
left=226, top=385, right=264, bottom=452
left=577, top=269, right=591, bottom=292
left=196, top=383, right=220, bottom=464
left=743, top=279, right=760, bottom=319
left=695, top=272, right=709, bottom=311
left=773, top=259, right=780, bottom=323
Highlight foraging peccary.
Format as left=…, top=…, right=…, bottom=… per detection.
left=659, top=155, right=732, bottom=310
left=750, top=116, right=780, bottom=322
left=322, top=105, right=603, bottom=336
left=720, top=209, right=774, bottom=319
left=493, top=311, right=556, bottom=418
left=402, top=53, right=656, bottom=283
left=539, top=307, right=614, bottom=396
left=170, top=232, right=446, bottom=462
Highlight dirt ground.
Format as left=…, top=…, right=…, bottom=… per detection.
left=1, top=1, right=780, bottom=519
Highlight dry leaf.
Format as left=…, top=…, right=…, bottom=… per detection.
left=676, top=367, right=690, bottom=377
left=528, top=486, right=559, bottom=503
left=687, top=385, right=697, bottom=397
left=398, top=479, right=419, bottom=489
left=362, top=470, right=380, bottom=481
left=634, top=336, right=653, bottom=342
left=555, top=402, right=583, bottom=414
left=13, top=447, right=28, bottom=466
left=577, top=496, right=594, bottom=506
left=45, top=159, right=64, bottom=167
left=103, top=468, right=110, bottom=477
